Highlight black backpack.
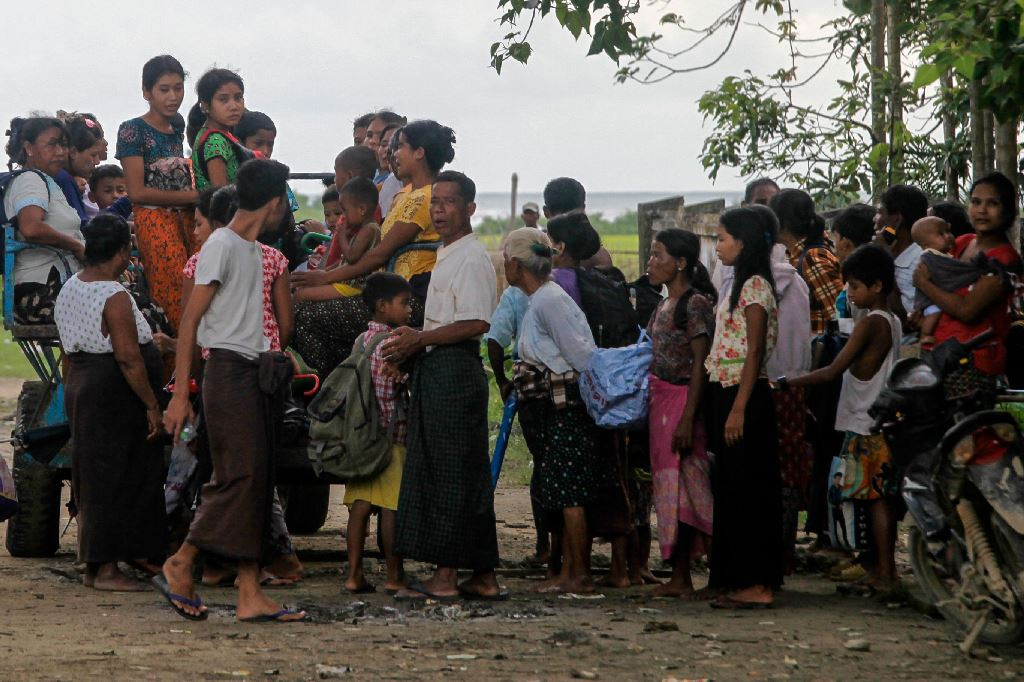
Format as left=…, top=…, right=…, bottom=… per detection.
left=0, top=169, right=49, bottom=255
left=628, top=275, right=665, bottom=329
left=575, top=267, right=640, bottom=348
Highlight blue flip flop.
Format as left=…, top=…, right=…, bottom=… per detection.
left=239, top=608, right=307, bottom=623
left=152, top=574, right=209, bottom=621
left=393, top=582, right=460, bottom=602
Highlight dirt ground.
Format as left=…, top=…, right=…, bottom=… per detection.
left=1, top=380, right=1023, bottom=681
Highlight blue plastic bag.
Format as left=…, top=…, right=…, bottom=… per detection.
left=579, top=330, right=652, bottom=429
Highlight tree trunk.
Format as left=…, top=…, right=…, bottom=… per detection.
left=869, top=0, right=887, bottom=200
left=940, top=70, right=958, bottom=200
left=984, top=110, right=996, bottom=174
left=969, top=81, right=990, bottom=178
left=995, top=119, right=1020, bottom=249
left=886, top=1, right=903, bottom=186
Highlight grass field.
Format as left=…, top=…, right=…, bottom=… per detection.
left=479, top=232, right=643, bottom=280
left=0, top=331, right=36, bottom=380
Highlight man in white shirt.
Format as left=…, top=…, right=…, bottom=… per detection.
left=873, top=184, right=929, bottom=323
left=384, top=171, right=505, bottom=601
left=159, top=159, right=305, bottom=623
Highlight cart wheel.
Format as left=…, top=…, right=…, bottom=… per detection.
left=5, top=382, right=62, bottom=558
left=281, top=483, right=331, bottom=535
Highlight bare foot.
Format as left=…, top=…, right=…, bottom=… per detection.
left=598, top=574, right=632, bottom=589
left=531, top=574, right=565, bottom=594
left=94, top=572, right=147, bottom=591
left=395, top=575, right=458, bottom=600
left=201, top=565, right=236, bottom=587
left=236, top=591, right=306, bottom=622
left=639, top=569, right=662, bottom=585
left=724, top=585, right=774, bottom=605
left=162, top=557, right=207, bottom=618
left=651, top=582, right=695, bottom=598
left=457, top=574, right=502, bottom=599
left=266, top=553, right=303, bottom=581
left=383, top=577, right=410, bottom=593
left=344, top=577, right=374, bottom=593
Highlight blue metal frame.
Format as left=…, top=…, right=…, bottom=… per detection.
left=3, top=224, right=75, bottom=468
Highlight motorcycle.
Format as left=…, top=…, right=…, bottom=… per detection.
left=870, top=330, right=1024, bottom=650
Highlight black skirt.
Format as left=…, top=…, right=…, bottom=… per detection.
left=394, top=343, right=499, bottom=571
left=707, top=379, right=784, bottom=590
left=66, top=344, right=167, bottom=564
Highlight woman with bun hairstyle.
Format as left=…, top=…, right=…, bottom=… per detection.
left=291, top=120, right=456, bottom=374
left=4, top=116, right=85, bottom=323
left=55, top=213, right=167, bottom=591
left=116, top=55, right=199, bottom=335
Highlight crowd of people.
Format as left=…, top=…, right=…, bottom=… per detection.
left=5, top=52, right=1023, bottom=621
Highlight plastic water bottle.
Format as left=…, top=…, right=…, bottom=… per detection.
left=179, top=423, right=197, bottom=443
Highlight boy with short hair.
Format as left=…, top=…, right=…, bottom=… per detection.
left=294, top=178, right=380, bottom=302
left=322, top=185, right=342, bottom=232
left=88, top=164, right=128, bottom=210
left=321, top=146, right=380, bottom=270
left=343, top=272, right=413, bottom=594
left=158, top=158, right=306, bottom=623
left=779, top=245, right=902, bottom=597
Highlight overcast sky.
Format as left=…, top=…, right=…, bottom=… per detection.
left=1, top=1, right=846, bottom=192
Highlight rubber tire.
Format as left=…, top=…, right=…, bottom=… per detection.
left=281, top=483, right=331, bottom=535
left=5, top=382, right=63, bottom=558
left=908, top=524, right=1024, bottom=644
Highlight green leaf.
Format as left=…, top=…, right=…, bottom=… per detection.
left=867, top=142, right=890, bottom=167
left=912, top=63, right=942, bottom=89
left=953, top=54, right=977, bottom=79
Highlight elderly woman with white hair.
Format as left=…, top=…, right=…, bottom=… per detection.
left=504, top=227, right=612, bottom=595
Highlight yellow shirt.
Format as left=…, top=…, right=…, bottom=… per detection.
left=381, top=184, right=439, bottom=280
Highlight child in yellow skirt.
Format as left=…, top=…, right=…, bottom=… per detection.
left=294, top=177, right=381, bottom=301
left=343, top=273, right=412, bottom=594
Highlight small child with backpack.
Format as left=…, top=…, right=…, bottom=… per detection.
left=340, top=272, right=412, bottom=594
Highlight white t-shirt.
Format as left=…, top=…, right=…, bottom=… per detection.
left=519, top=281, right=596, bottom=374
left=423, top=233, right=496, bottom=341
left=378, top=173, right=403, bottom=220
left=3, top=171, right=83, bottom=284
left=194, top=228, right=268, bottom=359
left=55, top=275, right=153, bottom=353
left=894, top=242, right=922, bottom=315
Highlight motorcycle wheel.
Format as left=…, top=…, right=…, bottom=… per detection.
left=908, top=524, right=1024, bottom=644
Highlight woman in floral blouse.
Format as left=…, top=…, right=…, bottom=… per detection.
left=116, top=55, right=198, bottom=335
left=704, top=205, right=784, bottom=609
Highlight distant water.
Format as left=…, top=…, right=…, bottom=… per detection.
left=474, top=190, right=744, bottom=222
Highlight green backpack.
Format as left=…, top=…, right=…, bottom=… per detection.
left=307, top=331, right=393, bottom=481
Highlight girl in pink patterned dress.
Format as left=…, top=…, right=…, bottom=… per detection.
left=644, top=228, right=716, bottom=598
left=182, top=187, right=292, bottom=352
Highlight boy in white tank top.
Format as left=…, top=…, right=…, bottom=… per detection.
left=775, top=244, right=902, bottom=597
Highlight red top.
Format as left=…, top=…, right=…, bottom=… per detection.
left=324, top=205, right=384, bottom=269
left=934, top=234, right=1022, bottom=376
